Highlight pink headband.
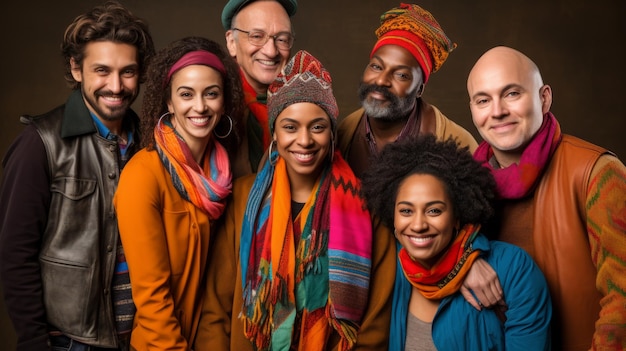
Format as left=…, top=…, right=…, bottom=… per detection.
left=165, top=50, right=226, bottom=85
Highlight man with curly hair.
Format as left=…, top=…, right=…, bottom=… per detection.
left=468, top=45, right=626, bottom=350
left=0, top=2, right=154, bottom=350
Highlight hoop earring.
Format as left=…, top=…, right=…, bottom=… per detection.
left=157, top=112, right=173, bottom=133
left=214, top=114, right=233, bottom=139
left=269, top=140, right=279, bottom=166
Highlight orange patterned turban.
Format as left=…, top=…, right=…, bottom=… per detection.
left=372, top=3, right=457, bottom=83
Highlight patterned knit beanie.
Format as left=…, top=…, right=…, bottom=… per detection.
left=372, top=3, right=456, bottom=83
left=268, top=50, right=338, bottom=136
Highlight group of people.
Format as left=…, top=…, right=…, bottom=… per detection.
left=0, top=1, right=624, bottom=351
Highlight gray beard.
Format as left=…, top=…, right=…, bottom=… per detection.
left=362, top=97, right=415, bottom=121
left=358, top=84, right=419, bottom=122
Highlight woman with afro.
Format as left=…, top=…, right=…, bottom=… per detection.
left=361, top=135, right=552, bottom=350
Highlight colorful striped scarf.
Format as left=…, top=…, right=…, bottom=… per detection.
left=154, top=117, right=232, bottom=219
left=473, top=112, right=562, bottom=199
left=239, top=150, right=372, bottom=351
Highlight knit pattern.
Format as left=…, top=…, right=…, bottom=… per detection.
left=375, top=3, right=456, bottom=74
left=267, top=50, right=338, bottom=135
left=586, top=160, right=626, bottom=350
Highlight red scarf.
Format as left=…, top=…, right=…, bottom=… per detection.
left=473, top=113, right=562, bottom=199
left=241, top=69, right=271, bottom=150
left=399, top=224, right=482, bottom=300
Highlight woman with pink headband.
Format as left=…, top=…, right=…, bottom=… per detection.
left=113, top=36, right=245, bottom=350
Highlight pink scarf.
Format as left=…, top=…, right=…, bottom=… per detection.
left=474, top=113, right=562, bottom=199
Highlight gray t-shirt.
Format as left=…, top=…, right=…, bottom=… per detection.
left=404, top=313, right=437, bottom=351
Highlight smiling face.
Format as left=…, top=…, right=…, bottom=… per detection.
left=393, top=173, right=457, bottom=268
left=166, top=64, right=224, bottom=161
left=467, top=46, right=552, bottom=167
left=71, top=41, right=140, bottom=129
left=358, top=44, right=423, bottom=121
left=273, top=102, right=332, bottom=189
left=225, top=0, right=292, bottom=95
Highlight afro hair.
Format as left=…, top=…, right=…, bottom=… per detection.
left=360, top=135, right=496, bottom=229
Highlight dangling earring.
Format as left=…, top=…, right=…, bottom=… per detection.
left=157, top=112, right=173, bottom=133
left=214, top=114, right=233, bottom=139
left=268, top=140, right=279, bottom=166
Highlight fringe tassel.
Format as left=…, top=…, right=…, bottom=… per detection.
left=325, top=303, right=358, bottom=351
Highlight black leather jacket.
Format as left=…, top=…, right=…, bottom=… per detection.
left=0, top=90, right=140, bottom=349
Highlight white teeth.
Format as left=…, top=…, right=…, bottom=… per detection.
left=189, top=117, right=209, bottom=124
left=293, top=152, right=314, bottom=161
left=258, top=59, right=278, bottom=66
left=408, top=236, right=433, bottom=243
left=103, top=96, right=122, bottom=102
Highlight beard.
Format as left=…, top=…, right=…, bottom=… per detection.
left=357, top=83, right=418, bottom=122
left=82, top=86, right=136, bottom=122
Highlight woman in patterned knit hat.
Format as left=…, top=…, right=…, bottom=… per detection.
left=361, top=135, right=552, bottom=350
left=195, top=50, right=396, bottom=351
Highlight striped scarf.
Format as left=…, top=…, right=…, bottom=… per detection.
left=240, top=151, right=372, bottom=351
left=474, top=112, right=562, bottom=199
left=154, top=118, right=232, bottom=219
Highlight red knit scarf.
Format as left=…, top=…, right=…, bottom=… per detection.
left=241, top=69, right=271, bottom=150
left=473, top=113, right=562, bottom=199
left=399, top=224, right=482, bottom=300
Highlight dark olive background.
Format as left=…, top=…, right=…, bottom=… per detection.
left=0, top=0, right=624, bottom=347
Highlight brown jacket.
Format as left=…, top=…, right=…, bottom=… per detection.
left=337, top=101, right=478, bottom=172
left=489, top=135, right=613, bottom=350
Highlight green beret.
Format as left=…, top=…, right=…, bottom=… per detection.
left=221, top=0, right=298, bottom=30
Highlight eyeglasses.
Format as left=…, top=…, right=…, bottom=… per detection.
left=232, top=28, right=294, bottom=50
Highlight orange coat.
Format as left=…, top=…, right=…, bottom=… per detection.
left=114, top=148, right=213, bottom=350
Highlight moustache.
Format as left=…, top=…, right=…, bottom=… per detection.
left=359, top=84, right=396, bottom=101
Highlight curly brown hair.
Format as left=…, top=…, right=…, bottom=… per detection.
left=360, top=135, right=496, bottom=229
left=61, top=1, right=155, bottom=89
left=140, top=36, right=245, bottom=155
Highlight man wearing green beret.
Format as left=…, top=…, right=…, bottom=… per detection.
left=221, top=0, right=297, bottom=178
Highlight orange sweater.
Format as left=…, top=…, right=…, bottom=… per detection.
left=114, top=148, right=213, bottom=350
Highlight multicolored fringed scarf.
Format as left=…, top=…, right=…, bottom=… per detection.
left=399, top=223, right=482, bottom=299
left=473, top=112, right=562, bottom=199
left=154, top=117, right=232, bottom=219
left=241, top=69, right=271, bottom=168
left=239, top=151, right=372, bottom=351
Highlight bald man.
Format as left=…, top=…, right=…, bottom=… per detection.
left=467, top=46, right=626, bottom=350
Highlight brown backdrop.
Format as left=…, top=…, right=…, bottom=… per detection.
left=0, top=0, right=624, bottom=347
